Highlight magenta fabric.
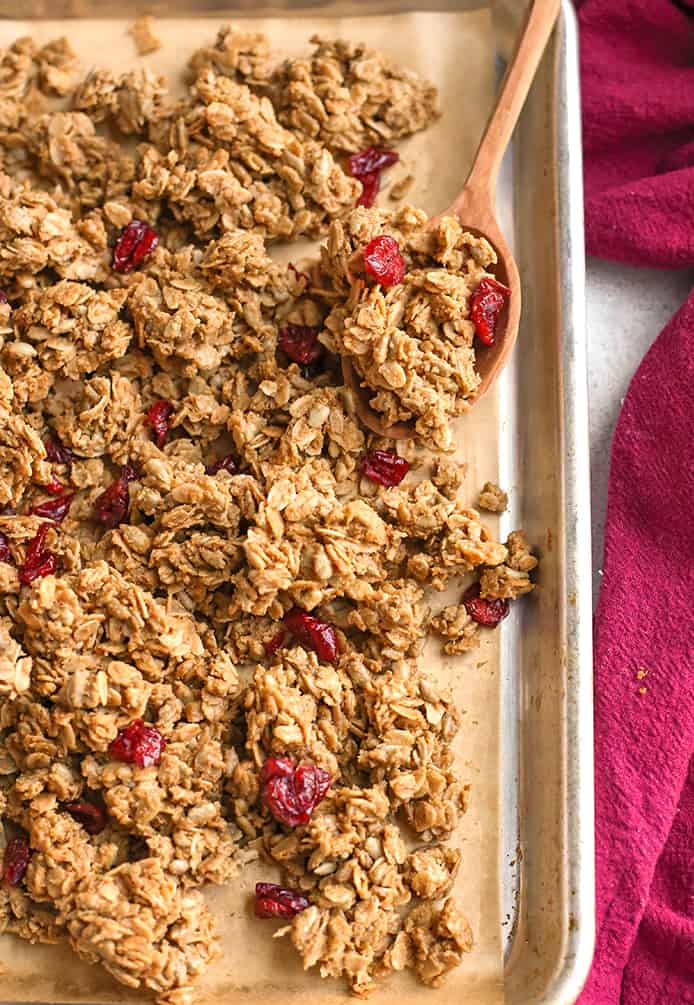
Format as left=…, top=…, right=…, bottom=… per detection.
left=576, top=1, right=694, bottom=1003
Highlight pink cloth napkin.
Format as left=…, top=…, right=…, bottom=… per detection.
left=576, top=1, right=694, bottom=1002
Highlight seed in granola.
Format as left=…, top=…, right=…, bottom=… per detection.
left=109, top=719, right=167, bottom=768
left=470, top=277, right=511, bottom=346
left=264, top=630, right=287, bottom=656
left=2, top=837, right=31, bottom=887
left=44, top=435, right=74, bottom=466
left=205, top=453, right=238, bottom=476
left=363, top=235, right=406, bottom=287
left=146, top=400, right=175, bottom=449
left=288, top=262, right=310, bottom=285
left=0, top=532, right=13, bottom=565
left=112, top=220, right=159, bottom=274
left=30, top=493, right=74, bottom=523
left=43, top=477, right=67, bottom=496
left=348, top=148, right=399, bottom=208
left=64, top=800, right=107, bottom=835
left=462, top=583, right=509, bottom=627
left=278, top=324, right=323, bottom=365
left=255, top=882, right=310, bottom=919
left=284, top=608, right=338, bottom=663
left=19, top=524, right=56, bottom=585
left=261, top=756, right=332, bottom=828
left=361, top=450, right=410, bottom=487
left=94, top=464, right=138, bottom=528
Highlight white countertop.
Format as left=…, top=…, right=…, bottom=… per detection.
left=586, top=259, right=694, bottom=601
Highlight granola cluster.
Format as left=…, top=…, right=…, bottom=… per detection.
left=0, top=22, right=536, bottom=1005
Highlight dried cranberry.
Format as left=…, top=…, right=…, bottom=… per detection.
left=43, top=477, right=66, bottom=496
left=19, top=524, right=56, bottom=585
left=146, top=400, right=174, bottom=449
left=44, top=435, right=73, bottom=466
left=363, top=235, right=406, bottom=287
left=254, top=882, right=309, bottom=919
left=94, top=464, right=138, bottom=528
left=112, top=220, right=159, bottom=274
left=283, top=608, right=338, bottom=663
left=470, top=277, right=511, bottom=346
left=0, top=291, right=7, bottom=304
left=264, top=630, right=287, bottom=656
left=462, top=583, right=510, bottom=627
left=2, top=837, right=31, bottom=886
left=349, top=148, right=400, bottom=177
left=261, top=756, right=332, bottom=828
left=0, top=532, right=12, bottom=565
left=348, top=148, right=399, bottom=209
left=30, top=493, right=74, bottom=523
left=109, top=719, right=166, bottom=769
left=278, top=324, right=322, bottom=365
left=261, top=756, right=295, bottom=784
left=64, top=800, right=107, bottom=835
left=361, top=450, right=410, bottom=487
left=356, top=172, right=379, bottom=208
left=205, top=453, right=237, bottom=476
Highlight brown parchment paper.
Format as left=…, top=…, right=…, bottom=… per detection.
left=0, top=11, right=506, bottom=1005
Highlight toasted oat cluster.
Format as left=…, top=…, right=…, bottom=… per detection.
left=0, top=22, right=535, bottom=1005
left=322, top=206, right=503, bottom=450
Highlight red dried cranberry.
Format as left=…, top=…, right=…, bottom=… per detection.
left=109, top=719, right=166, bottom=769
left=261, top=756, right=332, bottom=828
left=94, top=464, right=138, bottom=528
left=349, top=148, right=399, bottom=177
left=278, top=324, right=322, bottom=365
left=363, top=235, right=406, bottom=287
left=261, top=756, right=295, bottom=784
left=19, top=524, right=56, bottom=585
left=283, top=608, right=338, bottom=663
left=0, top=532, right=12, bottom=565
left=348, top=148, right=399, bottom=209
left=264, top=630, right=287, bottom=656
left=2, top=837, right=31, bottom=886
left=254, top=882, right=309, bottom=919
left=30, top=493, right=74, bottom=523
left=146, top=400, right=174, bottom=449
left=357, top=172, right=380, bottom=208
left=205, top=453, right=237, bottom=476
left=462, top=583, right=510, bottom=627
left=361, top=450, right=410, bottom=487
left=64, top=800, right=107, bottom=835
left=43, top=477, right=66, bottom=496
left=112, top=220, right=159, bottom=274
left=470, top=277, right=511, bottom=346
left=44, top=435, right=73, bottom=466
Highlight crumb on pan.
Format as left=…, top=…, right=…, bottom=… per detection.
left=129, top=16, right=163, bottom=56
left=477, top=480, right=508, bottom=513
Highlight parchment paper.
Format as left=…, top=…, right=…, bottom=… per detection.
left=0, top=12, right=505, bottom=1004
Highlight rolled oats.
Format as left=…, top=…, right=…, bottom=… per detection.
left=0, top=23, right=537, bottom=1005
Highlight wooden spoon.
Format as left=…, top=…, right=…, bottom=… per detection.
left=343, top=0, right=561, bottom=439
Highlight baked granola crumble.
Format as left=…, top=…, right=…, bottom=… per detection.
left=0, top=22, right=536, bottom=1005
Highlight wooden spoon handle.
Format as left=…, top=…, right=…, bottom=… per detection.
left=460, top=0, right=561, bottom=206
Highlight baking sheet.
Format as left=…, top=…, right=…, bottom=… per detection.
left=0, top=10, right=519, bottom=1004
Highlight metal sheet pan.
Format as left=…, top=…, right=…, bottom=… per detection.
left=0, top=3, right=594, bottom=1003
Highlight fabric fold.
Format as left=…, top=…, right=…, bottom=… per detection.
left=577, top=1, right=694, bottom=1001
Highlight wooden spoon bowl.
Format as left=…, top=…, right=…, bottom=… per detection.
left=343, top=0, right=559, bottom=440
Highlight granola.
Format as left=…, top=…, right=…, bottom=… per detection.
left=322, top=207, right=499, bottom=450
left=0, top=23, right=537, bottom=1005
